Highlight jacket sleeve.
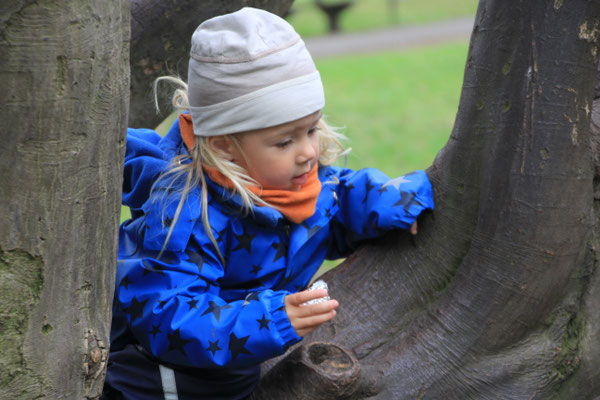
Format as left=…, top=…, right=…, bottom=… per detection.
left=325, top=167, right=434, bottom=259
left=115, top=197, right=302, bottom=368
left=122, top=128, right=168, bottom=213
left=122, top=120, right=188, bottom=215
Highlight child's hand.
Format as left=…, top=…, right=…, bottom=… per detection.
left=285, top=289, right=339, bottom=337
left=410, top=221, right=418, bottom=235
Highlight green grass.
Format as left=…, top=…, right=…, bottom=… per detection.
left=287, top=0, right=478, bottom=37
left=318, top=40, right=468, bottom=178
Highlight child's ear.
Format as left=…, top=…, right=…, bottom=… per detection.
left=207, top=136, right=237, bottom=161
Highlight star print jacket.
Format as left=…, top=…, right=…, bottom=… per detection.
left=110, top=119, right=434, bottom=370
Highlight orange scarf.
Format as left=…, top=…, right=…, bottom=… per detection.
left=179, top=114, right=321, bottom=224
left=179, top=114, right=197, bottom=151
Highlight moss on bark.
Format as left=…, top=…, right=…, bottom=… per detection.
left=0, top=249, right=49, bottom=398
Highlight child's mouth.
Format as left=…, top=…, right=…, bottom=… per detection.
left=292, top=173, right=308, bottom=185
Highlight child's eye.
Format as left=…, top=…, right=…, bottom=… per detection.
left=308, top=126, right=320, bottom=135
left=276, top=140, right=292, bottom=148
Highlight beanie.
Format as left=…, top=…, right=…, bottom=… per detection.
left=187, top=7, right=325, bottom=136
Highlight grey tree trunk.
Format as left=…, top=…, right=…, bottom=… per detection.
left=0, top=1, right=129, bottom=398
left=252, top=0, right=600, bottom=399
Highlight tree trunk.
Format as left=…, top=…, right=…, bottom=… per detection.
left=0, top=1, right=129, bottom=398
left=254, top=0, right=600, bottom=398
left=128, top=0, right=294, bottom=129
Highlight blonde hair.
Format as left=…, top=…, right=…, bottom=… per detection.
left=151, top=77, right=350, bottom=263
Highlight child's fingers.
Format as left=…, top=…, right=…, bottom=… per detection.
left=410, top=221, right=418, bottom=235
left=294, top=299, right=338, bottom=318
left=286, top=289, right=329, bottom=306
left=293, top=310, right=337, bottom=331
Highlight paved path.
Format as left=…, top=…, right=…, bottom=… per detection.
left=304, top=16, right=475, bottom=59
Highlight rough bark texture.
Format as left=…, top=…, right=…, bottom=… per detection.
left=0, top=1, right=129, bottom=398
left=129, top=0, right=294, bottom=129
left=251, top=342, right=374, bottom=400
left=255, top=0, right=600, bottom=398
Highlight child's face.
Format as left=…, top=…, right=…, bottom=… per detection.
left=232, top=111, right=321, bottom=191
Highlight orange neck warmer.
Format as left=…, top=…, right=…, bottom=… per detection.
left=179, top=113, right=322, bottom=224
left=179, top=114, right=196, bottom=151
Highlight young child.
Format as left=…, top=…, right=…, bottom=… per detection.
left=103, top=7, right=434, bottom=400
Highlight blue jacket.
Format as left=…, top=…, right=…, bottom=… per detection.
left=110, top=119, right=434, bottom=371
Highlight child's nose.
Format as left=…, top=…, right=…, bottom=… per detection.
left=297, top=137, right=317, bottom=164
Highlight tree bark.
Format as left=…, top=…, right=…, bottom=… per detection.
left=128, top=0, right=294, bottom=129
left=0, top=1, right=129, bottom=398
left=255, top=0, right=600, bottom=398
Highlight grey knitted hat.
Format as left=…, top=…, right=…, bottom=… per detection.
left=187, top=7, right=325, bottom=136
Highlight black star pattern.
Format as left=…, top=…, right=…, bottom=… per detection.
left=301, top=221, right=321, bottom=240
left=207, top=339, right=222, bottom=356
left=394, top=191, right=423, bottom=215
left=192, top=276, right=214, bottom=292
left=377, top=185, right=388, bottom=195
left=119, top=275, right=133, bottom=290
left=332, top=190, right=340, bottom=207
left=149, top=324, right=162, bottom=338
left=229, top=332, right=252, bottom=360
left=272, top=240, right=287, bottom=262
left=250, top=264, right=261, bottom=275
left=185, top=249, right=204, bottom=275
left=215, top=227, right=227, bottom=243
left=168, top=329, right=192, bottom=357
left=158, top=300, right=168, bottom=309
left=123, top=296, right=148, bottom=324
left=232, top=227, right=255, bottom=253
left=242, top=291, right=260, bottom=307
left=257, top=315, right=271, bottom=330
left=324, top=208, right=332, bottom=218
left=362, top=180, right=375, bottom=204
left=162, top=216, right=173, bottom=228
left=187, top=298, right=199, bottom=310
left=142, top=259, right=165, bottom=276
left=346, top=182, right=355, bottom=191
left=201, top=301, right=232, bottom=322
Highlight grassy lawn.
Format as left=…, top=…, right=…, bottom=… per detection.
left=287, top=0, right=478, bottom=37
left=318, top=40, right=468, bottom=178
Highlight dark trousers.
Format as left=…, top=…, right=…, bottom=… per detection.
left=102, top=344, right=260, bottom=400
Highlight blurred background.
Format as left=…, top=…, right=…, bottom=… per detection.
left=124, top=0, right=479, bottom=223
